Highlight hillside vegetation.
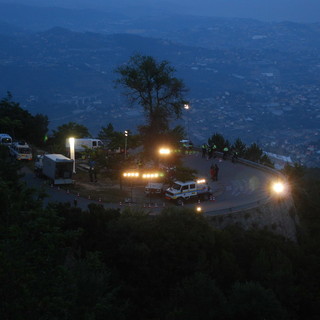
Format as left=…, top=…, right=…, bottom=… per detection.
left=1, top=143, right=320, bottom=319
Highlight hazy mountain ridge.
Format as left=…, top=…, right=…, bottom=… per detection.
left=1, top=0, right=320, bottom=22
left=0, top=3, right=127, bottom=33
left=0, top=2, right=320, bottom=52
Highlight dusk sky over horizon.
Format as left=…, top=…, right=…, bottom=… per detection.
left=1, top=0, right=320, bottom=23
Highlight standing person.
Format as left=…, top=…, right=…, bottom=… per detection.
left=206, top=144, right=210, bottom=160
left=214, top=164, right=219, bottom=181
left=212, top=144, right=217, bottom=158
left=232, top=151, right=239, bottom=163
left=210, top=163, right=215, bottom=181
left=89, top=159, right=97, bottom=182
left=201, top=143, right=207, bottom=158
left=223, top=146, right=229, bottom=160
left=208, top=145, right=213, bottom=159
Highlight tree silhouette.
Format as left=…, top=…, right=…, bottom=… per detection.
left=0, top=93, right=48, bottom=146
left=232, top=138, right=247, bottom=156
left=208, top=133, right=230, bottom=151
left=50, top=122, right=91, bottom=151
left=116, top=54, right=188, bottom=153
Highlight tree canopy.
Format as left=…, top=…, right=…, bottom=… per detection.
left=116, top=54, right=188, bottom=139
left=50, top=121, right=91, bottom=150
left=0, top=92, right=49, bottom=146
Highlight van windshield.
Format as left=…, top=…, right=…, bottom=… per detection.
left=171, top=183, right=182, bottom=191
left=1, top=138, right=11, bottom=144
left=18, top=147, right=31, bottom=154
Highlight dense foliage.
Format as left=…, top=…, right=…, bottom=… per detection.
left=0, top=92, right=49, bottom=146
left=1, top=145, right=320, bottom=319
left=208, top=133, right=274, bottom=167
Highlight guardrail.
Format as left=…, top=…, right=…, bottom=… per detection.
left=204, top=196, right=272, bottom=216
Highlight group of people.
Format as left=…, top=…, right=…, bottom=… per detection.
left=201, top=143, right=217, bottom=159
left=202, top=143, right=239, bottom=163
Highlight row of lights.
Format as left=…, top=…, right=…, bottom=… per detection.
left=123, top=172, right=162, bottom=179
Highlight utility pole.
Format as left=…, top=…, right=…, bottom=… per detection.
left=124, top=130, right=128, bottom=159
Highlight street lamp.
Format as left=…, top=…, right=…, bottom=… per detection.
left=159, top=147, right=171, bottom=156
left=196, top=205, right=202, bottom=213
left=124, top=130, right=128, bottom=159
left=270, top=179, right=289, bottom=198
left=272, top=181, right=287, bottom=194
left=158, top=147, right=171, bottom=168
left=69, top=137, right=76, bottom=173
left=184, top=103, right=190, bottom=140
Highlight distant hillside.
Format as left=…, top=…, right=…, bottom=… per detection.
left=0, top=3, right=127, bottom=32
left=0, top=2, right=320, bottom=52
left=1, top=0, right=320, bottom=22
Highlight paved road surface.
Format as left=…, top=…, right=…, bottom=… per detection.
left=182, top=153, right=273, bottom=214
left=21, top=152, right=275, bottom=215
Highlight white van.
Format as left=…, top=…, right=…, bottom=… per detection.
left=0, top=133, right=13, bottom=146
left=65, top=138, right=103, bottom=152
left=9, top=141, right=33, bottom=160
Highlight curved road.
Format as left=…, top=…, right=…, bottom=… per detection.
left=21, top=152, right=277, bottom=215
left=182, top=153, right=274, bottom=214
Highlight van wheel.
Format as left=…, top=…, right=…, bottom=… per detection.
left=176, top=198, right=184, bottom=206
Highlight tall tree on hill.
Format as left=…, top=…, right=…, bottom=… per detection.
left=115, top=54, right=188, bottom=154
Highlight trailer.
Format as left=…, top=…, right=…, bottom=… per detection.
left=41, top=154, right=74, bottom=185
left=145, top=182, right=165, bottom=195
